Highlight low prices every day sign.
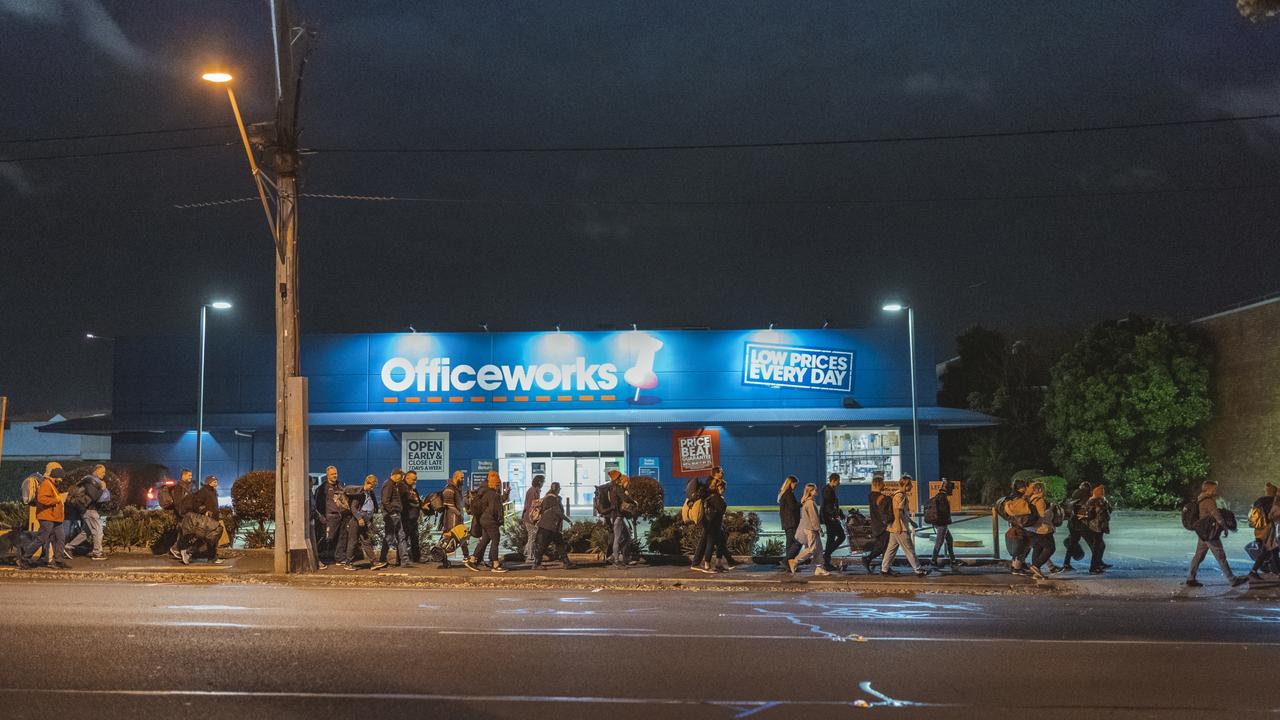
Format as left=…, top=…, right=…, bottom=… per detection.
left=742, top=342, right=854, bottom=393
left=672, top=428, right=720, bottom=477
left=401, top=432, right=449, bottom=480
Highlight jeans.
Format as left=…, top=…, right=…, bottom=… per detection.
left=67, top=508, right=104, bottom=556
left=380, top=514, right=408, bottom=565
left=822, top=519, right=845, bottom=567
left=1188, top=537, right=1235, bottom=581
left=610, top=516, right=631, bottom=565
left=1030, top=533, right=1056, bottom=569
left=931, top=524, right=954, bottom=565
left=321, top=513, right=346, bottom=563
left=25, top=520, right=66, bottom=563
left=524, top=520, right=539, bottom=562
left=783, top=526, right=800, bottom=560
left=865, top=532, right=889, bottom=567
left=345, top=515, right=375, bottom=565
left=882, top=531, right=921, bottom=572
left=1006, top=528, right=1031, bottom=568
left=692, top=522, right=731, bottom=566
left=793, top=527, right=821, bottom=569
left=1080, top=528, right=1106, bottom=571
left=473, top=521, right=500, bottom=564
left=404, top=516, right=421, bottom=563
left=533, top=528, right=570, bottom=567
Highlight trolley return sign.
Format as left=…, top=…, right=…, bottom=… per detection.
left=742, top=342, right=854, bottom=393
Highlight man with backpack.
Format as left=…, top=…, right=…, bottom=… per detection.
left=314, top=466, right=350, bottom=568
left=467, top=471, right=507, bottom=572
left=20, top=467, right=70, bottom=570
left=1026, top=481, right=1059, bottom=580
left=379, top=469, right=411, bottom=568
left=437, top=470, right=469, bottom=568
left=862, top=475, right=891, bottom=574
left=819, top=473, right=846, bottom=572
left=881, top=475, right=929, bottom=577
left=65, top=464, right=109, bottom=560
left=997, top=478, right=1035, bottom=576
left=1185, top=480, right=1248, bottom=588
left=606, top=471, right=638, bottom=568
left=1056, top=481, right=1093, bottom=574
left=927, top=479, right=960, bottom=571
left=522, top=474, right=545, bottom=565
left=531, top=481, right=575, bottom=570
left=165, top=469, right=195, bottom=561
left=1079, top=484, right=1111, bottom=574
left=1245, top=483, right=1278, bottom=580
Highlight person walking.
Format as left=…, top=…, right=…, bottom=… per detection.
left=379, top=469, right=411, bottom=568
left=997, top=478, right=1034, bottom=576
left=862, top=475, right=891, bottom=574
left=819, top=473, right=846, bottom=571
left=523, top=474, right=545, bottom=564
left=467, top=471, right=507, bottom=573
left=438, top=470, right=470, bottom=568
left=402, top=471, right=423, bottom=564
left=181, top=476, right=223, bottom=565
left=1187, top=480, right=1248, bottom=587
left=1056, top=481, right=1094, bottom=573
left=787, top=483, right=828, bottom=576
left=697, top=475, right=735, bottom=572
left=19, top=467, right=70, bottom=570
left=65, top=464, right=109, bottom=561
left=167, top=469, right=195, bottom=561
left=881, top=475, right=928, bottom=577
left=607, top=472, right=638, bottom=568
left=1246, top=483, right=1278, bottom=580
left=1026, top=481, right=1058, bottom=580
left=313, top=466, right=348, bottom=568
left=1081, top=484, right=1111, bottom=574
left=346, top=474, right=382, bottom=570
left=928, top=479, right=960, bottom=570
left=778, top=475, right=801, bottom=564
left=531, top=482, right=575, bottom=570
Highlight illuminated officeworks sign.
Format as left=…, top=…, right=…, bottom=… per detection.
left=294, top=328, right=880, bottom=411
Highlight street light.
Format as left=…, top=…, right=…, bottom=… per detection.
left=196, top=301, right=233, bottom=485
left=201, top=72, right=277, bottom=244
left=882, top=302, right=921, bottom=525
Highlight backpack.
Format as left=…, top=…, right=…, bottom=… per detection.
left=1248, top=505, right=1268, bottom=531
left=20, top=474, right=40, bottom=507
left=924, top=494, right=945, bottom=525
left=1180, top=499, right=1199, bottom=531
left=593, top=484, right=613, bottom=516
left=1002, top=496, right=1037, bottom=529
left=619, top=496, right=638, bottom=518
left=528, top=497, right=543, bottom=525
left=158, top=484, right=175, bottom=510
left=682, top=497, right=704, bottom=524
left=65, top=482, right=91, bottom=512
left=464, top=489, right=485, bottom=516
left=1085, top=500, right=1111, bottom=534
left=1046, top=502, right=1066, bottom=528
left=423, top=491, right=444, bottom=515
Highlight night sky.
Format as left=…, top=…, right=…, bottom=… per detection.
left=2, top=1, right=1278, bottom=417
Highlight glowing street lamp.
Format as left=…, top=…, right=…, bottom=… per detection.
left=196, top=301, right=233, bottom=484
left=882, top=301, right=921, bottom=526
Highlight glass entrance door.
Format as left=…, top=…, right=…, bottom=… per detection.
left=496, top=429, right=627, bottom=519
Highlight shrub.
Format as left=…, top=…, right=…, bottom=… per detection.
left=644, top=512, right=684, bottom=555
left=627, top=476, right=664, bottom=519
left=724, top=511, right=760, bottom=556
left=231, top=471, right=275, bottom=528
left=101, top=507, right=176, bottom=553
left=755, top=537, right=785, bottom=556
left=0, top=501, right=27, bottom=530
left=242, top=525, right=274, bottom=549
left=564, top=519, right=609, bottom=553
left=502, top=514, right=528, bottom=556
left=680, top=523, right=703, bottom=556
left=1040, top=475, right=1067, bottom=502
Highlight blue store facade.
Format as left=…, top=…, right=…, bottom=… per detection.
left=43, top=328, right=993, bottom=510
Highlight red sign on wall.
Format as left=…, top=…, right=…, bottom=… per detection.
left=672, top=428, right=720, bottom=477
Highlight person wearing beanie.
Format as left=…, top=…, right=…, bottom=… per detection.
left=1079, top=484, right=1111, bottom=574
left=1248, top=482, right=1280, bottom=580
left=1186, top=480, right=1247, bottom=588
left=20, top=467, right=69, bottom=569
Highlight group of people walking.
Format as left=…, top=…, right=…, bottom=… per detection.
left=997, top=477, right=1111, bottom=580
left=13, top=462, right=112, bottom=569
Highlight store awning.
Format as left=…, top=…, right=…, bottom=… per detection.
left=38, top=406, right=997, bottom=435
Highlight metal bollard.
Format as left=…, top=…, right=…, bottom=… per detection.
left=992, top=507, right=1001, bottom=560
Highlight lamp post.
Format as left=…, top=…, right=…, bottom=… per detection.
left=196, top=301, right=233, bottom=485
left=882, top=302, right=921, bottom=523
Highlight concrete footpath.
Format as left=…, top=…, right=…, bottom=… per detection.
left=4, top=547, right=1277, bottom=600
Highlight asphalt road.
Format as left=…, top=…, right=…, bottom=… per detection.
left=2, top=581, right=1276, bottom=719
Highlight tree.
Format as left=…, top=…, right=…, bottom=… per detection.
left=1238, top=0, right=1280, bottom=22
left=230, top=470, right=275, bottom=530
left=1044, top=316, right=1212, bottom=508
left=626, top=475, right=664, bottom=519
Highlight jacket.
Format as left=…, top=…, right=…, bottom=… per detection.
left=887, top=491, right=912, bottom=533
left=381, top=480, right=405, bottom=515
left=172, top=482, right=194, bottom=517
left=778, top=489, right=800, bottom=531
left=352, top=487, right=379, bottom=520
left=1030, top=493, right=1053, bottom=535
left=83, top=476, right=105, bottom=509
left=404, top=487, right=422, bottom=522
left=608, top=482, right=633, bottom=520
left=522, top=487, right=542, bottom=523
left=34, top=477, right=65, bottom=523
left=315, top=481, right=346, bottom=517
left=820, top=484, right=842, bottom=523
left=1196, top=493, right=1227, bottom=541
left=475, top=486, right=503, bottom=526
left=798, top=497, right=820, bottom=534
left=868, top=491, right=890, bottom=535
left=1066, top=486, right=1092, bottom=530
left=930, top=488, right=953, bottom=526
left=439, top=483, right=464, bottom=529
left=701, top=492, right=727, bottom=528
left=1084, top=496, right=1111, bottom=535
left=191, top=486, right=219, bottom=516
left=536, top=493, right=566, bottom=532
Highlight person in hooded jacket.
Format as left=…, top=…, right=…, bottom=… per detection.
left=467, top=471, right=507, bottom=573
left=1056, top=481, right=1094, bottom=573
left=1026, top=481, right=1057, bottom=580
left=181, top=476, right=223, bottom=565
left=402, top=471, right=423, bottom=564
left=929, top=480, right=960, bottom=570
left=1187, top=480, right=1247, bottom=588
left=693, top=476, right=735, bottom=572
left=1080, top=484, right=1111, bottom=574
left=379, top=469, right=411, bottom=568
left=819, top=474, right=846, bottom=571
left=19, top=468, right=69, bottom=570
left=862, top=475, right=891, bottom=574
left=786, top=483, right=828, bottom=576
left=531, top=482, right=575, bottom=570
left=778, top=475, right=801, bottom=563
left=437, top=470, right=470, bottom=568
left=881, top=475, right=928, bottom=577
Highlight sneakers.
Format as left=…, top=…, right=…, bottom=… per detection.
left=317, top=561, right=328, bottom=570
left=1249, top=571, right=1263, bottom=581
left=786, top=558, right=798, bottom=574
left=1185, top=578, right=1203, bottom=587
left=170, top=547, right=182, bottom=560
left=180, top=550, right=191, bottom=565
left=211, top=558, right=225, bottom=565
left=370, top=561, right=389, bottom=571
left=343, top=563, right=358, bottom=571
left=62, top=547, right=74, bottom=560
left=915, top=568, right=930, bottom=577
left=90, top=554, right=106, bottom=561
left=1089, top=568, right=1104, bottom=575
left=491, top=562, right=508, bottom=573
left=861, top=557, right=873, bottom=573
left=1029, top=566, right=1046, bottom=580
left=52, top=561, right=71, bottom=569
left=1051, top=565, right=1070, bottom=575
left=721, top=562, right=739, bottom=571
left=814, top=566, right=831, bottom=576
left=692, top=563, right=714, bottom=574
left=463, top=558, right=479, bottom=572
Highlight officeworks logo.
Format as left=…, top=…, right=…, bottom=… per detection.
left=742, top=342, right=853, bottom=393
left=381, top=356, right=621, bottom=394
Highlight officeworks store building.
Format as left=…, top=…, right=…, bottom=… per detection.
left=43, top=328, right=994, bottom=508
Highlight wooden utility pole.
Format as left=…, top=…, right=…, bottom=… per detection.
left=0, top=396, right=8, bottom=466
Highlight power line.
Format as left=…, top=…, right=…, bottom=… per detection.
left=171, top=182, right=1280, bottom=210
left=308, top=112, right=1280, bottom=154
left=0, top=124, right=235, bottom=145
left=2, top=141, right=233, bottom=163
